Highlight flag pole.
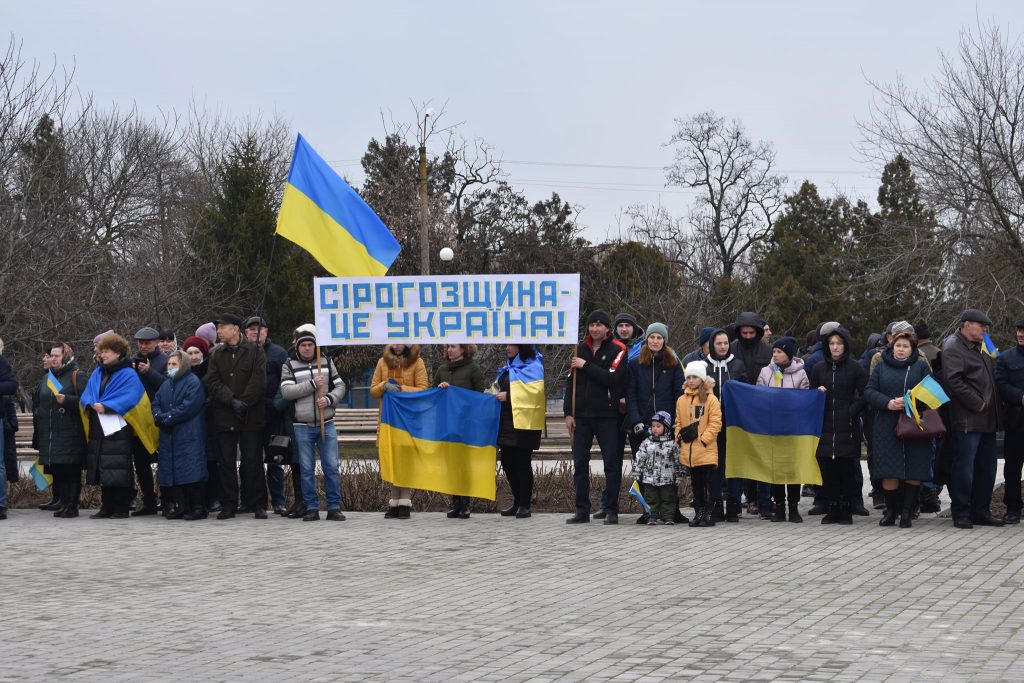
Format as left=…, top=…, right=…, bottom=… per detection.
left=315, top=343, right=325, bottom=440
left=569, top=343, right=578, bottom=439
left=255, top=233, right=280, bottom=321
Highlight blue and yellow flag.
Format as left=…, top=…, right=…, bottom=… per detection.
left=628, top=480, right=651, bottom=515
left=379, top=387, right=501, bottom=499
left=276, top=134, right=401, bottom=277
left=500, top=353, right=545, bottom=431
left=29, top=459, right=52, bottom=490
left=79, top=366, right=159, bottom=455
left=982, top=331, right=999, bottom=359
left=45, top=370, right=62, bottom=395
left=904, top=375, right=951, bottom=427
left=722, top=381, right=824, bottom=485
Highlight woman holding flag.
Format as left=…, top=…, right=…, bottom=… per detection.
left=34, top=343, right=87, bottom=518
left=865, top=329, right=933, bottom=528
left=495, top=344, right=545, bottom=519
left=433, top=343, right=487, bottom=519
left=82, top=333, right=159, bottom=519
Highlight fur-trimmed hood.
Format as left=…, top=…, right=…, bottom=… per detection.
left=382, top=344, right=421, bottom=369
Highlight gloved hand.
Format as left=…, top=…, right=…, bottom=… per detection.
left=230, top=398, right=248, bottom=422
left=383, top=380, right=401, bottom=394
left=631, top=422, right=646, bottom=436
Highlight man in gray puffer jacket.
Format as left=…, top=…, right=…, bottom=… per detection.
left=280, top=329, right=347, bottom=521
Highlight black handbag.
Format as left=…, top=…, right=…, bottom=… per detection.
left=264, top=434, right=293, bottom=465
left=895, top=410, right=946, bottom=440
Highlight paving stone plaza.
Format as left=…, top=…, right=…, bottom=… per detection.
left=3, top=500, right=1024, bottom=682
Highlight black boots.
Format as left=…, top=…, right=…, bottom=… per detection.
left=55, top=480, right=81, bottom=518
left=711, top=501, right=725, bottom=523
left=838, top=501, right=853, bottom=525
left=725, top=501, right=740, bottom=523
left=900, top=483, right=920, bottom=528
left=879, top=488, right=901, bottom=526
left=788, top=504, right=803, bottom=523
left=821, top=503, right=840, bottom=525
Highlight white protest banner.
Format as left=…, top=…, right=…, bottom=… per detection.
left=314, top=274, right=580, bottom=345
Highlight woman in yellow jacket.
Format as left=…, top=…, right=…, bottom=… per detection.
left=675, top=361, right=723, bottom=528
left=370, top=344, right=429, bottom=519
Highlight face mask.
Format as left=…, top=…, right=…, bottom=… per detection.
left=167, top=367, right=179, bottom=378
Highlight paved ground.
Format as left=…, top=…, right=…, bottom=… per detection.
left=3, top=498, right=1024, bottom=683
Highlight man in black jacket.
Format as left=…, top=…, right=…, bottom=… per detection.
left=996, top=319, right=1024, bottom=524
left=942, top=309, right=1003, bottom=529
left=729, top=312, right=771, bottom=385
left=0, top=350, right=17, bottom=520
left=206, top=313, right=268, bottom=519
left=565, top=310, right=628, bottom=524
left=130, top=326, right=167, bottom=516
left=245, top=316, right=289, bottom=515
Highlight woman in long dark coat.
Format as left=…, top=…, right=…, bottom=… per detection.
left=34, top=343, right=87, bottom=518
left=153, top=350, right=208, bottom=520
left=809, top=327, right=867, bottom=525
left=865, top=330, right=932, bottom=528
left=495, top=344, right=544, bottom=519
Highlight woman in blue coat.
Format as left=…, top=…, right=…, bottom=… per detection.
left=153, top=350, right=208, bottom=520
left=864, top=330, right=932, bottom=529
left=625, top=323, right=684, bottom=438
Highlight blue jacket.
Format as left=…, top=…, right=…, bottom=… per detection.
left=153, top=368, right=207, bottom=486
left=625, top=352, right=685, bottom=428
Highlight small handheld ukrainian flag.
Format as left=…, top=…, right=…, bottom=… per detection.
left=770, top=363, right=783, bottom=387
left=45, top=370, right=62, bottom=395
left=904, top=375, right=951, bottom=428
left=29, top=459, right=52, bottom=490
left=276, top=134, right=401, bottom=277
left=628, top=480, right=651, bottom=515
left=982, top=331, right=999, bottom=359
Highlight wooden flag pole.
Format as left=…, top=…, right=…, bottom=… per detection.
left=569, top=343, right=578, bottom=439
left=315, top=343, right=325, bottom=440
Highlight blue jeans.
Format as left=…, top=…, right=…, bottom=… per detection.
left=0, top=431, right=6, bottom=508
left=293, top=422, right=342, bottom=512
left=266, top=463, right=285, bottom=507
left=950, top=431, right=997, bottom=520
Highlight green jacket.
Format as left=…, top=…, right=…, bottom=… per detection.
left=34, top=360, right=87, bottom=467
left=432, top=357, right=486, bottom=392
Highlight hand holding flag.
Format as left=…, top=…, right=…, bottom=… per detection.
left=904, top=375, right=951, bottom=428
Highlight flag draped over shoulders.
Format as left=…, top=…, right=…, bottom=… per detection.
left=275, top=134, right=401, bottom=277
left=79, top=367, right=159, bottom=455
left=378, top=386, right=500, bottom=499
left=722, top=381, right=824, bottom=485
left=498, top=353, right=545, bottom=431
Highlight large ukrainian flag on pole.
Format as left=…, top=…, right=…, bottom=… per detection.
left=276, top=134, right=401, bottom=276
left=722, top=381, right=824, bottom=485
left=379, top=387, right=501, bottom=499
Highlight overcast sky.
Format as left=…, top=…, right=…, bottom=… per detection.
left=5, top=1, right=1022, bottom=242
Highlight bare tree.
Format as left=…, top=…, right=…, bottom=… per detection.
left=862, top=23, right=1024, bottom=324
left=664, top=111, right=786, bottom=284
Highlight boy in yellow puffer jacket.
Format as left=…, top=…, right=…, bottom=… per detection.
left=676, top=361, right=723, bottom=528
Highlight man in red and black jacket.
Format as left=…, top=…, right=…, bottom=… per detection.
left=565, top=310, right=629, bottom=524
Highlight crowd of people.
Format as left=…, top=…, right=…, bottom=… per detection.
left=0, top=305, right=1021, bottom=531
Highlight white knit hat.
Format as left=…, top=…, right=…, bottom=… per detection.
left=684, top=361, right=707, bottom=379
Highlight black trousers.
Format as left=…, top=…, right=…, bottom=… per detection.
left=217, top=431, right=267, bottom=511
left=500, top=445, right=535, bottom=508
left=131, top=437, right=157, bottom=508
left=818, top=457, right=860, bottom=504
left=690, top=465, right=715, bottom=508
left=772, top=483, right=801, bottom=507
left=572, top=417, right=621, bottom=514
left=101, top=485, right=131, bottom=514
left=1002, top=430, right=1024, bottom=514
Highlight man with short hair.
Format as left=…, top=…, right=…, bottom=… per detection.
left=245, top=316, right=290, bottom=515
left=205, top=314, right=268, bottom=519
left=996, top=319, right=1024, bottom=524
left=130, top=326, right=167, bottom=515
left=280, top=328, right=346, bottom=521
left=565, top=310, right=628, bottom=525
left=942, top=309, right=1003, bottom=529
